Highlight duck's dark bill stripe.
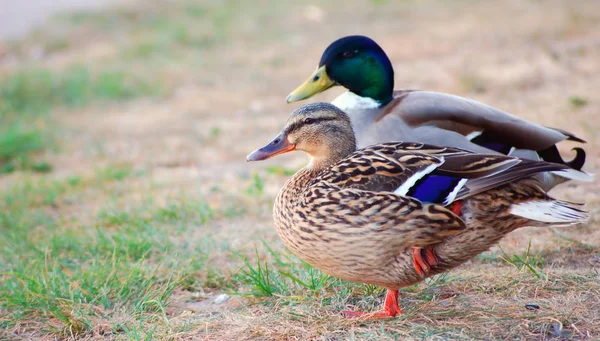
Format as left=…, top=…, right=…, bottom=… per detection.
left=287, top=116, right=337, bottom=134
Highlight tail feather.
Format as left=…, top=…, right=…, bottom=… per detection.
left=509, top=200, right=588, bottom=225
left=550, top=169, right=594, bottom=182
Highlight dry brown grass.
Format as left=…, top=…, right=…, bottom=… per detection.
left=1, top=0, right=599, bottom=340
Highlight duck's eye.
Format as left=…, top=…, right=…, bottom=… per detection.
left=304, top=117, right=315, bottom=124
left=341, top=50, right=357, bottom=58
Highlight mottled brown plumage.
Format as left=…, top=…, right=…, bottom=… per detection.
left=246, top=102, right=589, bottom=317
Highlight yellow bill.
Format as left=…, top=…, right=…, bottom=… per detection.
left=286, top=66, right=335, bottom=103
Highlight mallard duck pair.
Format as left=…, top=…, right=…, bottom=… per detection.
left=245, top=36, right=590, bottom=317
left=247, top=103, right=589, bottom=317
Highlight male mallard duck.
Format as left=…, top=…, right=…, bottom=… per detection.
left=247, top=103, right=588, bottom=318
left=286, top=35, right=590, bottom=190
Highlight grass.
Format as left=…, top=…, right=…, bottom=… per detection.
left=266, top=165, right=298, bottom=177
left=241, top=249, right=288, bottom=297
left=0, top=124, right=48, bottom=174
left=499, top=241, right=546, bottom=279
left=0, top=172, right=237, bottom=338
left=1, top=66, right=159, bottom=114
left=245, top=172, right=266, bottom=197
left=1, top=0, right=599, bottom=339
left=2, top=250, right=181, bottom=336
left=238, top=243, right=333, bottom=297
left=569, top=95, right=588, bottom=107
left=0, top=66, right=161, bottom=174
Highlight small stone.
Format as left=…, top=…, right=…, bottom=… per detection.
left=525, top=303, right=540, bottom=310
left=552, top=322, right=563, bottom=337
left=214, top=293, right=229, bottom=305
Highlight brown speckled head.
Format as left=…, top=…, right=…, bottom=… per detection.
left=284, top=103, right=356, bottom=168
left=247, top=103, right=357, bottom=169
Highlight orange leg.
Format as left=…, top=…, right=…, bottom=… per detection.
left=412, top=246, right=439, bottom=278
left=409, top=200, right=459, bottom=277
left=422, top=246, right=439, bottom=267
left=410, top=200, right=459, bottom=278
left=343, top=289, right=401, bottom=318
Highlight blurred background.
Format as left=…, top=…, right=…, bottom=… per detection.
left=1, top=0, right=599, bottom=340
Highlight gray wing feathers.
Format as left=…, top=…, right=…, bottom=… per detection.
left=393, top=90, right=574, bottom=150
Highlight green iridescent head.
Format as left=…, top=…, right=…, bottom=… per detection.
left=287, top=35, right=394, bottom=105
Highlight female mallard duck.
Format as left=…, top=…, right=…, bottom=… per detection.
left=286, top=35, right=590, bottom=190
left=247, top=103, right=588, bottom=318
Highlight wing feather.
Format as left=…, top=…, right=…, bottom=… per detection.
left=320, top=141, right=572, bottom=205
left=391, top=90, right=582, bottom=150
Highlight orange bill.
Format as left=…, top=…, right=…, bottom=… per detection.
left=246, top=133, right=296, bottom=161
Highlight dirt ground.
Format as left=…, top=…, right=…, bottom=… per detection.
left=1, top=0, right=599, bottom=340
